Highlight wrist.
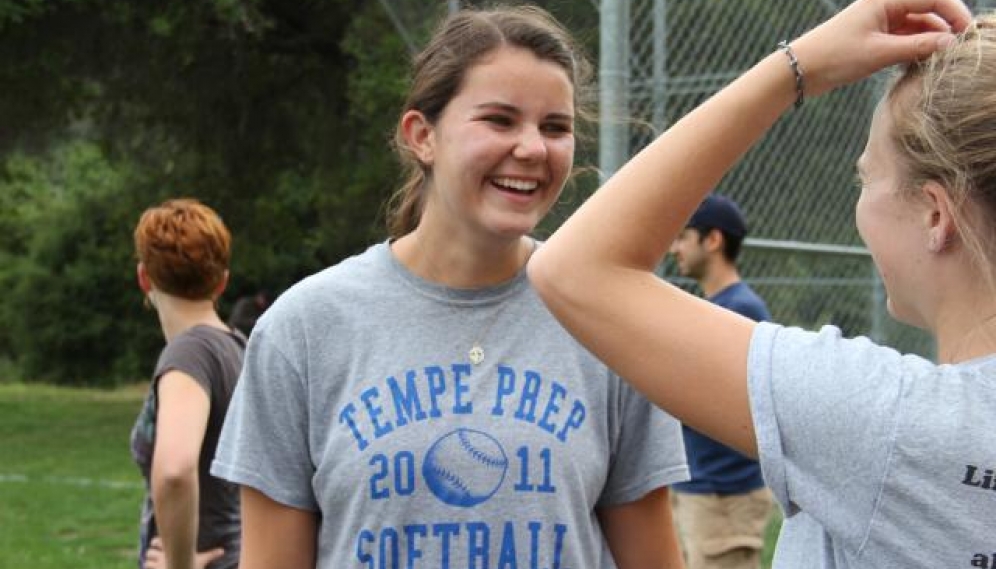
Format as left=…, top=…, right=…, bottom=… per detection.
left=777, top=41, right=805, bottom=109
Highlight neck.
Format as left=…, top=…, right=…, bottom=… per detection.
left=698, top=260, right=741, bottom=298
left=935, top=309, right=996, bottom=364
left=150, top=292, right=227, bottom=342
left=393, top=230, right=535, bottom=289
left=926, top=256, right=996, bottom=364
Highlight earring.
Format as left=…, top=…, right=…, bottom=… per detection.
left=928, top=234, right=949, bottom=253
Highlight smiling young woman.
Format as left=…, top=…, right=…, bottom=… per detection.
left=211, top=6, right=690, bottom=569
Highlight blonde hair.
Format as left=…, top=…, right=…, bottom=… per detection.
left=886, top=14, right=996, bottom=287
left=385, top=5, right=593, bottom=238
left=133, top=198, right=231, bottom=300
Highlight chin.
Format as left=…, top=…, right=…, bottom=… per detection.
left=486, top=217, right=541, bottom=239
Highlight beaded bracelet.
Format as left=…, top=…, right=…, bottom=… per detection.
left=777, top=40, right=805, bottom=109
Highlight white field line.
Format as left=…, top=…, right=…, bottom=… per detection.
left=0, top=473, right=143, bottom=490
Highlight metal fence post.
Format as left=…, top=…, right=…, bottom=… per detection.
left=599, top=0, right=629, bottom=181
left=652, top=0, right=668, bottom=131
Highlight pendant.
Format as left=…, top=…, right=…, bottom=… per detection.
left=469, top=344, right=484, bottom=365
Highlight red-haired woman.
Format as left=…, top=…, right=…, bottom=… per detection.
left=131, top=198, right=245, bottom=569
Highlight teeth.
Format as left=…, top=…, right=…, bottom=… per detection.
left=493, top=177, right=538, bottom=192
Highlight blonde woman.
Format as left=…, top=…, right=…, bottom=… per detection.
left=530, top=0, right=995, bottom=566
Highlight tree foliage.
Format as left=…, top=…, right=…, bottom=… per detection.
left=0, top=0, right=412, bottom=384
left=0, top=0, right=606, bottom=385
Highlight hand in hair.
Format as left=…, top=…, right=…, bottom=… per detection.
left=791, top=0, right=972, bottom=97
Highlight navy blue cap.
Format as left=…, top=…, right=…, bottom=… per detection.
left=687, top=194, right=747, bottom=238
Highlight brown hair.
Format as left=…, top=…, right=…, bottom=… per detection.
left=886, top=14, right=996, bottom=286
left=133, top=198, right=231, bottom=300
left=385, top=4, right=594, bottom=238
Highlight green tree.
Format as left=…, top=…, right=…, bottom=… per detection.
left=0, top=0, right=408, bottom=384
left=0, top=142, right=158, bottom=385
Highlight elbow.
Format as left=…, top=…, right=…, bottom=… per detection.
left=529, top=246, right=597, bottom=320
left=527, top=248, right=567, bottom=307
left=151, top=460, right=198, bottom=499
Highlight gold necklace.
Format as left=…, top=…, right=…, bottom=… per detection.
left=414, top=237, right=536, bottom=366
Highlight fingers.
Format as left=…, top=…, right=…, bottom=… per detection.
left=870, top=0, right=970, bottom=64
left=899, top=30, right=959, bottom=59
left=196, top=547, right=226, bottom=569
left=883, top=0, right=973, bottom=34
left=793, top=0, right=972, bottom=96
left=892, top=13, right=955, bottom=35
left=143, top=538, right=225, bottom=569
left=143, top=547, right=163, bottom=569
left=204, top=547, right=225, bottom=561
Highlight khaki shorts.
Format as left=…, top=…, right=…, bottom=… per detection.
left=671, top=487, right=774, bottom=569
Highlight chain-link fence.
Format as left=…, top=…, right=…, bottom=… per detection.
left=381, top=0, right=996, bottom=358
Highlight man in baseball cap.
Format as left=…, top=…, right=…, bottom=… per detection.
left=668, top=194, right=773, bottom=569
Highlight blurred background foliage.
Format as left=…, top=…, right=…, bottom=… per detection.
left=1, top=0, right=408, bottom=385
left=0, top=0, right=597, bottom=385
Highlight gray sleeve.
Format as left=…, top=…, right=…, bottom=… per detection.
left=211, top=324, right=319, bottom=511
left=597, top=379, right=689, bottom=507
left=155, top=332, right=215, bottom=396
left=748, top=322, right=929, bottom=544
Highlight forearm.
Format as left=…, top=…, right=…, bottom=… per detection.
left=600, top=487, right=687, bottom=569
left=152, top=469, right=199, bottom=569
left=535, top=51, right=794, bottom=285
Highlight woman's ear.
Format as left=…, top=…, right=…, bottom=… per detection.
left=922, top=181, right=957, bottom=253
left=137, top=263, right=153, bottom=294
left=400, top=110, right=435, bottom=166
left=214, top=270, right=229, bottom=298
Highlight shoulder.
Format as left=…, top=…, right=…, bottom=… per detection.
left=164, top=326, right=226, bottom=356
left=715, top=282, right=769, bottom=320
left=265, top=243, right=392, bottom=316
left=249, top=242, right=401, bottom=351
left=158, top=326, right=243, bottom=382
left=169, top=325, right=242, bottom=354
left=750, top=322, right=936, bottom=392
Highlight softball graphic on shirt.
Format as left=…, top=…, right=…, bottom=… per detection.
left=422, top=428, right=509, bottom=507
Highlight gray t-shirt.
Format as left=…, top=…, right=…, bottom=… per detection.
left=213, top=242, right=688, bottom=568
left=749, top=322, right=996, bottom=568
left=131, top=324, right=245, bottom=569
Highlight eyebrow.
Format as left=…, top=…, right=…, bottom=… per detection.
left=473, top=102, right=574, bottom=122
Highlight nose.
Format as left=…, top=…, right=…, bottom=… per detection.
left=668, top=241, right=680, bottom=255
left=513, top=125, right=547, bottom=161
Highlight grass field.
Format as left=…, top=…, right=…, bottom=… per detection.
left=0, top=382, right=146, bottom=569
left=0, top=382, right=781, bottom=568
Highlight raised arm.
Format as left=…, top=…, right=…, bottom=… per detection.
left=529, top=0, right=971, bottom=456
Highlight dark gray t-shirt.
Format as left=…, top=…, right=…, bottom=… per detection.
left=749, top=322, right=996, bottom=568
left=131, top=324, right=245, bottom=569
left=213, top=242, right=689, bottom=568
